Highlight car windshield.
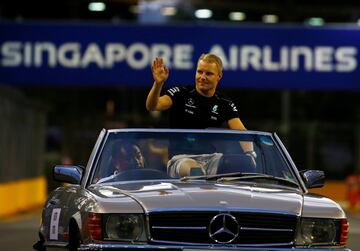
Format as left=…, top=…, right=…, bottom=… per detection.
left=90, top=130, right=299, bottom=187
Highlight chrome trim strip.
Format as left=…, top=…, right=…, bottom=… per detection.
left=107, top=128, right=272, bottom=136
left=44, top=242, right=67, bottom=248
left=147, top=208, right=299, bottom=216
left=240, top=227, right=293, bottom=232
left=152, top=226, right=207, bottom=230
left=150, top=238, right=294, bottom=247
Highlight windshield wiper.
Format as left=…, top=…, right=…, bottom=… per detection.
left=180, top=172, right=299, bottom=188
left=180, top=175, right=208, bottom=181
left=180, top=172, right=261, bottom=182
left=217, top=174, right=299, bottom=188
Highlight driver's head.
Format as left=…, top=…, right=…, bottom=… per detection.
left=112, top=143, right=145, bottom=172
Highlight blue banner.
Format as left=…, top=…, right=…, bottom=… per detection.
left=0, top=21, right=360, bottom=89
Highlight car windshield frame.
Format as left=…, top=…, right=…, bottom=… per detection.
left=86, top=129, right=303, bottom=190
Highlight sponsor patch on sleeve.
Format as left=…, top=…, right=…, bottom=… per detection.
left=166, top=87, right=181, bottom=96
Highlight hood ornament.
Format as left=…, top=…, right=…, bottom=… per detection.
left=209, top=213, right=239, bottom=243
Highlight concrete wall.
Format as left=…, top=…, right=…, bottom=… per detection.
left=0, top=85, right=47, bottom=218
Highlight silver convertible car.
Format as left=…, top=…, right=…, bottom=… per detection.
left=34, top=128, right=350, bottom=251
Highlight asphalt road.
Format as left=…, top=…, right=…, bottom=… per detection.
left=0, top=209, right=359, bottom=251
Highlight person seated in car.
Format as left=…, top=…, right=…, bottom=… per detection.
left=167, top=153, right=222, bottom=178
left=167, top=157, right=203, bottom=178
left=97, top=142, right=145, bottom=183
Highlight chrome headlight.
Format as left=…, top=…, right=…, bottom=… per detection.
left=104, top=214, right=146, bottom=242
left=296, top=218, right=347, bottom=247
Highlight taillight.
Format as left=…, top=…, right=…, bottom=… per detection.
left=88, top=212, right=102, bottom=240
left=340, top=219, right=349, bottom=246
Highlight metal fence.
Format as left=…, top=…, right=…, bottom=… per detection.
left=246, top=119, right=360, bottom=179
left=0, top=85, right=46, bottom=182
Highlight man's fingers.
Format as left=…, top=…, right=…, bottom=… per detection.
left=152, top=57, right=169, bottom=81
left=153, top=57, right=165, bottom=69
left=154, top=58, right=159, bottom=68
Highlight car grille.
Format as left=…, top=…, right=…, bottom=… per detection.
left=148, top=211, right=297, bottom=245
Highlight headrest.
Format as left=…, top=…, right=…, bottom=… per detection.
left=217, top=154, right=255, bottom=174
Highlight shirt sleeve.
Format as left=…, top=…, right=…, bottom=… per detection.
left=165, top=86, right=182, bottom=102
left=223, top=99, right=240, bottom=121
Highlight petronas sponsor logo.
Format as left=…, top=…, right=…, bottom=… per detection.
left=231, top=103, right=238, bottom=112
left=212, top=105, right=219, bottom=114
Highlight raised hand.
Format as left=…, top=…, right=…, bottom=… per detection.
left=152, top=57, right=169, bottom=85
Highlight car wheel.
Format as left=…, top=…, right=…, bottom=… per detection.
left=33, top=240, right=46, bottom=251
left=68, top=223, right=80, bottom=251
left=33, top=233, right=46, bottom=251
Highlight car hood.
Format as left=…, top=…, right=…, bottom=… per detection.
left=92, top=180, right=303, bottom=215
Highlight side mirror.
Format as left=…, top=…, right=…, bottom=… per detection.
left=300, top=169, right=325, bottom=189
left=53, top=165, right=84, bottom=184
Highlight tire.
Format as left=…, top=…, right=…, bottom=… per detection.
left=33, top=240, right=46, bottom=251
left=33, top=233, right=46, bottom=251
left=68, top=223, right=80, bottom=251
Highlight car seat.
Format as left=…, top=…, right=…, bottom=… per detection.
left=216, top=154, right=256, bottom=174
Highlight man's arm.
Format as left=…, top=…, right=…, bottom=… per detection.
left=146, top=57, right=172, bottom=111
left=228, top=118, right=255, bottom=157
left=146, top=82, right=173, bottom=111
left=227, top=117, right=247, bottom=130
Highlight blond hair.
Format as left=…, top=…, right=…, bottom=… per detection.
left=198, top=53, right=223, bottom=73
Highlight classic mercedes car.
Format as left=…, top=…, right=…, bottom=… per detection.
left=34, top=128, right=350, bottom=251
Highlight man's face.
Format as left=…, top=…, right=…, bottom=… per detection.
left=195, top=59, right=222, bottom=96
left=131, top=145, right=145, bottom=168
left=114, top=145, right=145, bottom=171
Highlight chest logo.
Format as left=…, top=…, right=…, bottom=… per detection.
left=212, top=105, right=219, bottom=114
left=230, top=103, right=238, bottom=112
left=185, top=98, right=196, bottom=108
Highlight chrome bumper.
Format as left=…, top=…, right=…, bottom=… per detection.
left=75, top=243, right=351, bottom=251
